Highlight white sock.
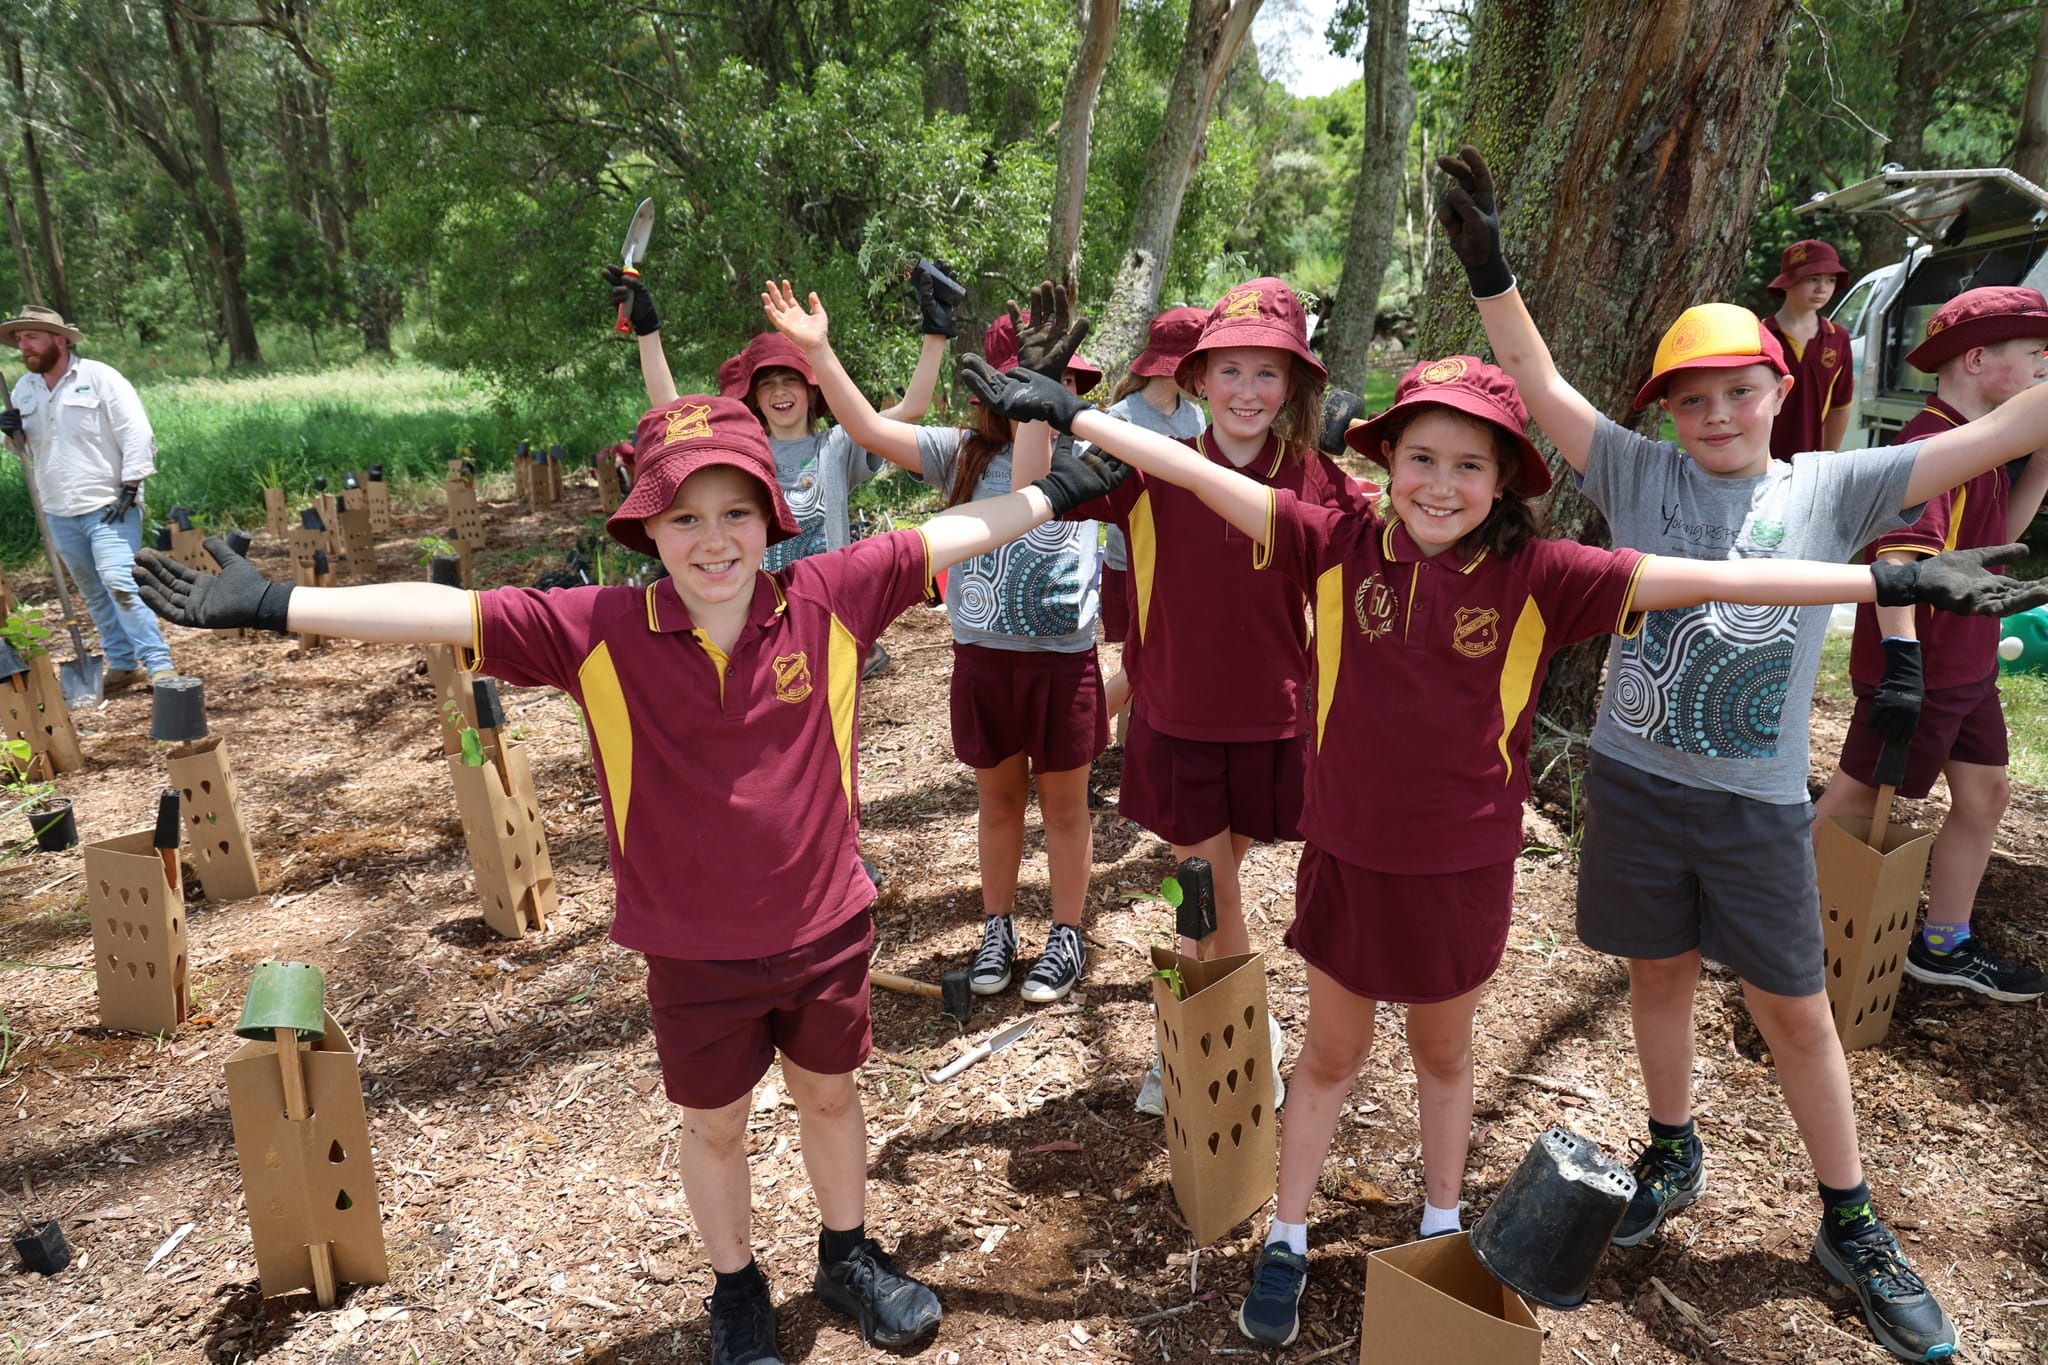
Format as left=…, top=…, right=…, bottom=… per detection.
left=1265, top=1217, right=1307, bottom=1256
left=1419, top=1200, right=1462, bottom=1237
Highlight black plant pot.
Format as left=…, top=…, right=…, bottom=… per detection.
left=1470, top=1127, right=1635, bottom=1310
left=24, top=798, right=77, bottom=852
left=430, top=554, right=464, bottom=588
left=0, top=639, right=26, bottom=682
left=12, top=1219, right=70, bottom=1274
left=367, top=464, right=385, bottom=482
left=149, top=676, right=209, bottom=743
left=225, top=529, right=254, bottom=557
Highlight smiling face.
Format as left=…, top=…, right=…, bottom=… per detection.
left=1659, top=362, right=1792, bottom=477
left=1199, top=346, right=1294, bottom=452
left=1383, top=408, right=1507, bottom=556
left=1789, top=273, right=1838, bottom=314
left=644, top=463, right=771, bottom=610
left=751, top=367, right=814, bottom=440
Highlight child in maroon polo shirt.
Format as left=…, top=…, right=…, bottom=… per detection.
left=1814, top=286, right=2048, bottom=1002
left=762, top=280, right=1111, bottom=1008
left=130, top=394, right=1131, bottom=1365
left=958, top=349, right=2041, bottom=1349
left=1763, top=238, right=1856, bottom=461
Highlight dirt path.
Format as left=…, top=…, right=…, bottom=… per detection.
left=2, top=475, right=2043, bottom=1363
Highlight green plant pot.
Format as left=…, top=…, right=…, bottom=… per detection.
left=234, top=961, right=327, bottom=1042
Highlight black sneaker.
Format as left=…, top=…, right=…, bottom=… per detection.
left=1904, top=935, right=2048, bottom=1002
left=708, top=1270, right=783, bottom=1365
left=1813, top=1221, right=1958, bottom=1361
left=1237, top=1243, right=1308, bottom=1346
left=1611, top=1134, right=1704, bottom=1247
left=1021, top=923, right=1086, bottom=1003
left=969, top=915, right=1017, bottom=995
left=814, top=1239, right=941, bottom=1347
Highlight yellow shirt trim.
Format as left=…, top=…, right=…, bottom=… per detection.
left=692, top=631, right=732, bottom=705
left=1253, top=488, right=1277, bottom=571
left=1129, top=490, right=1157, bottom=645
left=1314, top=564, right=1345, bottom=748
left=828, top=617, right=860, bottom=814
left=460, top=591, right=485, bottom=669
left=578, top=642, right=632, bottom=850
left=1496, top=598, right=1547, bottom=783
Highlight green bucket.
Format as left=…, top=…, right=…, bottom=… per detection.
left=1999, top=605, right=2048, bottom=675
left=234, top=961, right=328, bottom=1042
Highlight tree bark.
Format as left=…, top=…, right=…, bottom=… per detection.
left=1418, top=0, right=1797, bottom=729
left=1321, top=0, right=1413, bottom=394
left=4, top=33, right=69, bottom=318
left=0, top=135, right=41, bottom=305
left=2012, top=2, right=2048, bottom=184
left=162, top=2, right=260, bottom=367
left=1093, top=0, right=1266, bottom=375
left=1045, top=0, right=1121, bottom=290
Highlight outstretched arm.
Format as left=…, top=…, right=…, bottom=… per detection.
left=921, top=436, right=1131, bottom=572
left=878, top=334, right=949, bottom=422
left=605, top=266, right=676, bottom=405
left=1908, top=383, right=2048, bottom=506
left=761, top=281, right=923, bottom=472
left=2008, top=448, right=2048, bottom=539
left=1439, top=146, right=1599, bottom=473
left=135, top=539, right=474, bottom=644
left=1634, top=543, right=2048, bottom=616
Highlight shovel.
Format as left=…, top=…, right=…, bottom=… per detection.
left=1, top=365, right=105, bottom=706
left=612, top=198, right=656, bottom=335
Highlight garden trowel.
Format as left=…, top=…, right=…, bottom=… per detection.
left=612, top=198, right=656, bottom=334
left=0, top=364, right=105, bottom=707
left=931, top=1017, right=1034, bottom=1083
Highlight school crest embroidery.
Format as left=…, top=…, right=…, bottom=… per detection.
left=1925, top=316, right=1947, bottom=338
left=665, top=402, right=714, bottom=443
left=772, top=651, right=813, bottom=704
left=1668, top=318, right=1706, bottom=358
left=1787, top=243, right=1809, bottom=265
left=1352, top=573, right=1396, bottom=641
left=1420, top=356, right=1468, bottom=385
left=1822, top=346, right=1839, bottom=370
left=1452, top=606, right=1499, bottom=659
left=1220, top=287, right=1264, bottom=320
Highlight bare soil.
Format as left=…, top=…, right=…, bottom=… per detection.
left=2, top=473, right=2044, bottom=1364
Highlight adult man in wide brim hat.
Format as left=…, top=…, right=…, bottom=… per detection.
left=2, top=302, right=177, bottom=689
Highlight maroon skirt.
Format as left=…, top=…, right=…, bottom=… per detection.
left=949, top=641, right=1107, bottom=772
left=1286, top=844, right=1516, bottom=1004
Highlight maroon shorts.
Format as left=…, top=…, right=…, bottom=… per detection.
left=949, top=641, right=1107, bottom=772
left=1118, top=712, right=1306, bottom=846
left=644, top=911, right=873, bottom=1110
left=1286, top=844, right=1516, bottom=1004
left=1837, top=672, right=2008, bottom=799
left=1100, top=566, right=1131, bottom=644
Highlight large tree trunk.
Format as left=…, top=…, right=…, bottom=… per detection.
left=1045, top=0, right=1120, bottom=291
left=4, top=34, right=69, bottom=319
left=2012, top=3, right=2048, bottom=184
left=1321, top=0, right=1413, bottom=394
left=0, top=135, right=41, bottom=305
left=163, top=3, right=260, bottom=367
left=1419, top=0, right=1797, bottom=730
left=1093, top=0, right=1265, bottom=374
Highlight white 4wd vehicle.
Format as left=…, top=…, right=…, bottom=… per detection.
left=1799, top=168, right=2048, bottom=447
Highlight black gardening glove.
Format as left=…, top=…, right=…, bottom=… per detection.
left=909, top=257, right=963, bottom=338
left=1436, top=144, right=1515, bottom=299
left=1866, top=638, right=1924, bottom=746
left=602, top=264, right=661, bottom=336
left=0, top=407, right=20, bottom=437
left=1010, top=279, right=1090, bottom=380
left=1319, top=388, right=1363, bottom=456
left=135, top=535, right=294, bottom=634
left=1032, top=439, right=1131, bottom=518
left=1872, top=542, right=2048, bottom=615
left=100, top=483, right=140, bottom=524
left=959, top=355, right=1089, bottom=432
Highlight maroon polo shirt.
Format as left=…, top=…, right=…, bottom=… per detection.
left=1065, top=434, right=1372, bottom=742
left=1765, top=314, right=1855, bottom=461
left=1260, top=493, right=1647, bottom=874
left=466, top=528, right=932, bottom=960
left=1848, top=396, right=2006, bottom=690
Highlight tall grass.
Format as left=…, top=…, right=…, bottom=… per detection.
left=1, top=361, right=645, bottom=565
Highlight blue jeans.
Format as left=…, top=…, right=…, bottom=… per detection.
left=45, top=504, right=173, bottom=674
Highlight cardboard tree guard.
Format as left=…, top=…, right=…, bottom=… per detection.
left=1357, top=1232, right=1541, bottom=1365
left=166, top=736, right=262, bottom=902
left=3, top=655, right=84, bottom=775
left=263, top=489, right=289, bottom=538
left=168, top=525, right=219, bottom=575
left=87, top=828, right=189, bottom=1034
left=446, top=737, right=557, bottom=939
left=1816, top=814, right=1934, bottom=1051
left=424, top=644, right=480, bottom=756
left=335, top=501, right=377, bottom=571
left=225, top=1010, right=388, bottom=1299
left=596, top=460, right=625, bottom=517
left=350, top=474, right=392, bottom=534
left=1148, top=947, right=1277, bottom=1244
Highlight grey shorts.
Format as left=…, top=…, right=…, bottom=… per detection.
left=1575, top=752, right=1826, bottom=998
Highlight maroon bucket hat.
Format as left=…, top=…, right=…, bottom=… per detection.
left=1767, top=239, right=1849, bottom=292
left=608, top=395, right=799, bottom=556
left=717, top=333, right=819, bottom=401
left=1174, top=278, right=1327, bottom=392
left=1128, top=306, right=1208, bottom=379
left=1904, top=285, right=2048, bottom=372
left=1344, top=355, right=1553, bottom=496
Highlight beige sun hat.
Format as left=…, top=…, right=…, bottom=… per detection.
left=0, top=304, right=84, bottom=346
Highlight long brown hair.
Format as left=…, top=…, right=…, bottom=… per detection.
left=1109, top=371, right=1150, bottom=405
left=945, top=400, right=1016, bottom=508
left=1188, top=354, right=1326, bottom=462
left=1375, top=405, right=1543, bottom=559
